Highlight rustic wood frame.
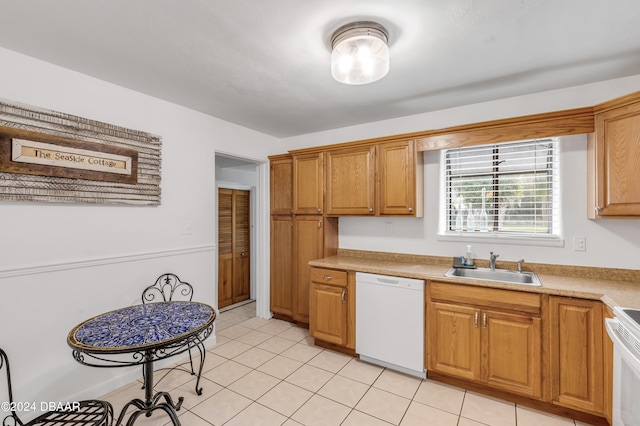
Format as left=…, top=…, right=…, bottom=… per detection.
left=0, top=99, right=161, bottom=205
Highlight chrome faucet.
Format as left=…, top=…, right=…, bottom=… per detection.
left=517, top=259, right=525, bottom=273
left=489, top=251, right=499, bottom=271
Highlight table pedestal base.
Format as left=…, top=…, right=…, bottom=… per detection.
left=115, top=392, right=184, bottom=426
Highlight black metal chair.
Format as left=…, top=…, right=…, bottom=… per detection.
left=141, top=273, right=207, bottom=395
left=1, top=348, right=113, bottom=426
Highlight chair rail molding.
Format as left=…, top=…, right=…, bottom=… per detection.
left=0, top=244, right=216, bottom=278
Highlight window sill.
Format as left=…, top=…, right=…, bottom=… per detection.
left=437, top=232, right=565, bottom=248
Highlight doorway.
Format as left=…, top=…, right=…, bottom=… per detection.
left=218, top=188, right=250, bottom=308
left=215, top=153, right=269, bottom=318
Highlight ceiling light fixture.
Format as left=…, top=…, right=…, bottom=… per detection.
left=330, top=21, right=389, bottom=85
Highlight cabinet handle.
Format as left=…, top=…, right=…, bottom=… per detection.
left=474, top=312, right=478, bottom=328
left=317, top=220, right=322, bottom=229
left=369, top=208, right=373, bottom=213
left=322, top=275, right=333, bottom=280
left=595, top=206, right=602, bottom=213
left=483, top=313, right=487, bottom=329
left=317, top=208, right=322, bottom=213
left=408, top=207, right=413, bottom=212
left=341, top=289, right=345, bottom=304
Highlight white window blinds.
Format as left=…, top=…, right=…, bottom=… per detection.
left=444, top=138, right=560, bottom=237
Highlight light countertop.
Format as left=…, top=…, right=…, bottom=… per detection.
left=309, top=251, right=640, bottom=310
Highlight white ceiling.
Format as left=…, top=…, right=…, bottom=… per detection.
left=1, top=0, right=640, bottom=138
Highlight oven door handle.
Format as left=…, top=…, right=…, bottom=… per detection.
left=605, top=318, right=640, bottom=375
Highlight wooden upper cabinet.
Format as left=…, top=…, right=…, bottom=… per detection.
left=378, top=140, right=424, bottom=217
left=293, top=152, right=324, bottom=214
left=325, top=145, right=376, bottom=215
left=589, top=94, right=640, bottom=218
left=270, top=155, right=293, bottom=215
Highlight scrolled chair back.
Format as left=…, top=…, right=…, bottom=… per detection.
left=141, top=273, right=193, bottom=304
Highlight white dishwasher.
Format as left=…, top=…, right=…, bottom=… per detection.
left=356, top=272, right=425, bottom=378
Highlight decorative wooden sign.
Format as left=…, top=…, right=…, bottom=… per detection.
left=1, top=135, right=138, bottom=184
left=0, top=99, right=161, bottom=205
left=12, top=139, right=134, bottom=175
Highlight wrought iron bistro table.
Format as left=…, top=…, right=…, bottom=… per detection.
left=67, top=301, right=215, bottom=426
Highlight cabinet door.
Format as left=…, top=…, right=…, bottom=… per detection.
left=428, top=302, right=481, bottom=381
left=483, top=310, right=542, bottom=398
left=377, top=140, right=423, bottom=216
left=270, top=215, right=293, bottom=317
left=309, top=283, right=348, bottom=345
left=293, top=152, right=324, bottom=214
left=293, top=216, right=324, bottom=322
left=592, top=101, right=640, bottom=217
left=603, top=304, right=614, bottom=425
left=325, top=145, right=375, bottom=215
left=270, top=156, right=293, bottom=215
left=550, top=297, right=604, bottom=414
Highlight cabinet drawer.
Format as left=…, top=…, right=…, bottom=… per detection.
left=430, top=282, right=541, bottom=315
left=311, top=268, right=347, bottom=287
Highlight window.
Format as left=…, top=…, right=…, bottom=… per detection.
left=444, top=138, right=559, bottom=238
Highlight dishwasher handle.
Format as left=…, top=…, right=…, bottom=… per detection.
left=356, top=272, right=424, bottom=290
left=374, top=277, right=402, bottom=285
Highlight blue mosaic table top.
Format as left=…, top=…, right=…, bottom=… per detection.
left=68, top=301, right=215, bottom=353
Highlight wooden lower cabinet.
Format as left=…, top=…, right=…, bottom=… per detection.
left=550, top=296, right=604, bottom=415
left=292, top=216, right=338, bottom=323
left=269, top=214, right=338, bottom=323
left=483, top=309, right=542, bottom=397
left=309, top=268, right=349, bottom=346
left=293, top=216, right=324, bottom=323
left=427, top=282, right=542, bottom=399
left=270, top=215, right=293, bottom=317
left=429, top=302, right=481, bottom=381
left=603, top=304, right=614, bottom=425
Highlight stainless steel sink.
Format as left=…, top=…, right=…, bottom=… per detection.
left=444, top=267, right=542, bottom=286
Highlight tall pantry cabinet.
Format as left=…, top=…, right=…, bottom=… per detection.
left=269, top=155, right=294, bottom=319
left=269, top=153, right=338, bottom=324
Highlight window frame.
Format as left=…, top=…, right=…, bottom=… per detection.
left=438, top=138, right=563, bottom=246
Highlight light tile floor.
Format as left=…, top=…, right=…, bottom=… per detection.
left=99, top=301, right=595, bottom=426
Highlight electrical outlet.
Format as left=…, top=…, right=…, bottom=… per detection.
left=573, top=236, right=586, bottom=251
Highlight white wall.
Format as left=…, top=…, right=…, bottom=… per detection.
left=282, top=75, right=640, bottom=270
left=0, top=46, right=279, bottom=416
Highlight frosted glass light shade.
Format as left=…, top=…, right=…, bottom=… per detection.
left=331, top=22, right=389, bottom=85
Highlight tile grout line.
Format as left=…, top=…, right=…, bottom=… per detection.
left=107, top=302, right=590, bottom=426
